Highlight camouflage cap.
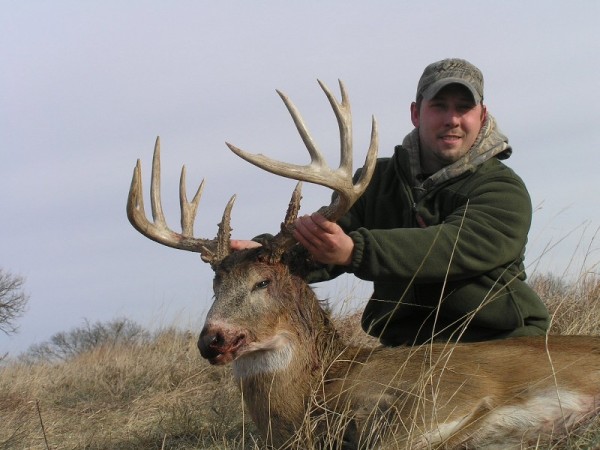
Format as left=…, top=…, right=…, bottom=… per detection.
left=416, top=58, right=484, bottom=103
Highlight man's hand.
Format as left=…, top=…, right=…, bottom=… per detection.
left=293, top=213, right=353, bottom=266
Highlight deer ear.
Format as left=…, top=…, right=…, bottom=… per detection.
left=281, top=245, right=323, bottom=280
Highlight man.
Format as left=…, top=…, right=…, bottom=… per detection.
left=234, top=58, right=550, bottom=345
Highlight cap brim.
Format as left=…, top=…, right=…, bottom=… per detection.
left=421, top=78, right=482, bottom=103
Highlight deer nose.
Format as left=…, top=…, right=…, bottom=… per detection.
left=197, top=327, right=224, bottom=360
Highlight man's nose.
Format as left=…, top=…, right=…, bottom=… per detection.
left=445, top=109, right=461, bottom=127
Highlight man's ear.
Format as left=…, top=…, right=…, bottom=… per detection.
left=410, top=102, right=420, bottom=127
left=481, top=104, right=488, bottom=123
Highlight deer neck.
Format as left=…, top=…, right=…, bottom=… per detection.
left=236, top=354, right=313, bottom=446
left=232, top=297, right=345, bottom=446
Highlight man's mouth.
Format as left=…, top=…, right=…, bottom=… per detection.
left=440, top=134, right=462, bottom=144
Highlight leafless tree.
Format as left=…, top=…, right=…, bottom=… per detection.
left=0, top=269, right=28, bottom=335
left=22, top=317, right=150, bottom=362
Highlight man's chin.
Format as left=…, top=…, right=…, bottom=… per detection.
left=435, top=148, right=468, bottom=165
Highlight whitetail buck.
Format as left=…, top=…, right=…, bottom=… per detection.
left=128, top=81, right=600, bottom=449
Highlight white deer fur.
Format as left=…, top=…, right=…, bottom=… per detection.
left=232, top=331, right=295, bottom=380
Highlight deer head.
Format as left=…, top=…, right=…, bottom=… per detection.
left=126, top=80, right=378, bottom=370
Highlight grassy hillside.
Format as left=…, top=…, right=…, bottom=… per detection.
left=1, top=329, right=251, bottom=449
left=1, top=273, right=600, bottom=449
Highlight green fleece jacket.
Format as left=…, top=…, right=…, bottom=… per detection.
left=307, top=117, right=549, bottom=345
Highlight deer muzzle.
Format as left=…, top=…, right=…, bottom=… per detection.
left=198, top=324, right=247, bottom=365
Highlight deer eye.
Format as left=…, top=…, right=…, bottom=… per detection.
left=253, top=279, right=271, bottom=291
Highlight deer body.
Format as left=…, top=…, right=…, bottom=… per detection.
left=198, top=250, right=600, bottom=448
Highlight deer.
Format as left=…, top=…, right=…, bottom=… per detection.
left=127, top=80, right=600, bottom=449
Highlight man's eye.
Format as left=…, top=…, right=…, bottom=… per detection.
left=457, top=103, right=475, bottom=112
left=253, top=279, right=271, bottom=291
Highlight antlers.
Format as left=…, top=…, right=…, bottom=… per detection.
left=227, top=79, right=378, bottom=258
left=126, top=137, right=234, bottom=268
left=127, top=80, right=378, bottom=265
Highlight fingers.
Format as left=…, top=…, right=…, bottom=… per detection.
left=309, top=213, right=338, bottom=233
left=293, top=213, right=353, bottom=266
left=294, top=214, right=327, bottom=248
left=296, top=213, right=334, bottom=238
left=230, top=239, right=262, bottom=251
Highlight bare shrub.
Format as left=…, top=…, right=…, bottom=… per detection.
left=0, top=269, right=28, bottom=336
left=22, top=317, right=150, bottom=362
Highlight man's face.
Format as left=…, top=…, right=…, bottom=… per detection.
left=411, top=84, right=487, bottom=173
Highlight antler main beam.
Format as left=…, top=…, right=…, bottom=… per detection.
left=126, top=137, right=234, bottom=267
left=226, top=80, right=379, bottom=255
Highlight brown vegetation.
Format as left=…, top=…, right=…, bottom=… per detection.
left=0, top=272, right=599, bottom=449
left=0, top=329, right=250, bottom=449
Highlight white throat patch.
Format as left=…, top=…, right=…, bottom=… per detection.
left=232, top=332, right=294, bottom=379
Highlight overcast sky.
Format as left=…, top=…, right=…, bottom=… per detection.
left=2, top=1, right=599, bottom=356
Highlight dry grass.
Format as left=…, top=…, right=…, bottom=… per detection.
left=533, top=272, right=600, bottom=336
left=0, top=329, right=254, bottom=449
left=1, top=273, right=600, bottom=449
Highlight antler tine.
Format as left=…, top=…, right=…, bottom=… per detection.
left=318, top=79, right=352, bottom=176
left=201, top=194, right=236, bottom=267
left=149, top=138, right=167, bottom=227
left=226, top=79, right=379, bottom=225
left=314, top=79, right=379, bottom=222
left=265, top=182, right=304, bottom=262
left=179, top=164, right=204, bottom=237
left=126, top=136, right=233, bottom=266
left=275, top=87, right=326, bottom=169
